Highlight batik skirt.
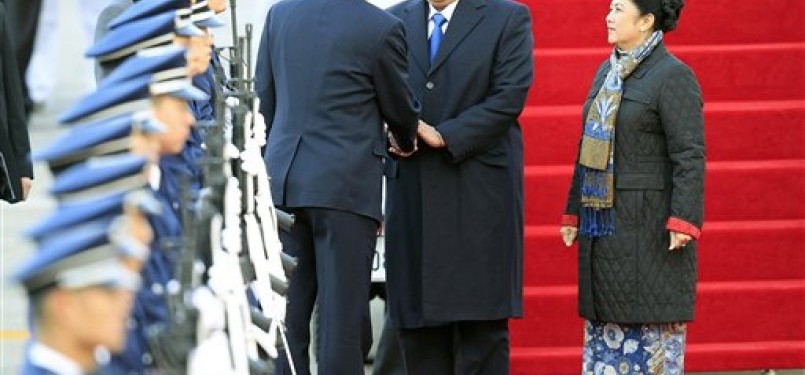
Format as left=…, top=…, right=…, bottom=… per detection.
left=582, top=320, right=686, bottom=375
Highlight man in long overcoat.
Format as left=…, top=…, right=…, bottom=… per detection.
left=384, top=0, right=533, bottom=372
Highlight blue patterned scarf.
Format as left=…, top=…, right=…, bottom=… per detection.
left=578, top=31, right=663, bottom=237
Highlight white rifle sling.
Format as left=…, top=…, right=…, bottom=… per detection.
left=220, top=177, right=252, bottom=375
left=188, top=331, right=235, bottom=375
left=250, top=97, right=296, bottom=371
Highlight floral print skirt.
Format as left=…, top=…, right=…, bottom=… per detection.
left=582, top=320, right=686, bottom=375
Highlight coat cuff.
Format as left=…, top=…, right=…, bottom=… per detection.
left=561, top=214, right=578, bottom=227
left=666, top=217, right=701, bottom=239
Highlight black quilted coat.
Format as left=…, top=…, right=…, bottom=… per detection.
left=564, top=43, right=705, bottom=323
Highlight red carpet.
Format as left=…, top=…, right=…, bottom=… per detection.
left=512, top=0, right=805, bottom=372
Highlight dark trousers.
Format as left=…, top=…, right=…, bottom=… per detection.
left=275, top=207, right=376, bottom=375
left=397, top=319, right=510, bottom=375
left=1, top=0, right=41, bottom=115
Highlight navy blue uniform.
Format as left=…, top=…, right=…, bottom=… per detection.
left=160, top=52, right=224, bottom=211
left=158, top=153, right=201, bottom=218
left=188, top=55, right=217, bottom=123
left=106, top=175, right=181, bottom=374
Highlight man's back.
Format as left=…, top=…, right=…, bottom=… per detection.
left=257, top=0, right=418, bottom=220
left=256, top=3, right=419, bottom=373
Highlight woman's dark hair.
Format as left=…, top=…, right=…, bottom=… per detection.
left=632, top=0, right=685, bottom=32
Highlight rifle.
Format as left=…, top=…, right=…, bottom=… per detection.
left=186, top=2, right=297, bottom=373
left=147, top=176, right=203, bottom=375
left=225, top=18, right=297, bottom=369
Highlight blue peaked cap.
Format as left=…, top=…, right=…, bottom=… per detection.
left=192, top=1, right=225, bottom=28
left=59, top=75, right=153, bottom=124
left=15, top=223, right=109, bottom=285
left=13, top=223, right=141, bottom=293
left=109, top=0, right=193, bottom=29
left=25, top=189, right=161, bottom=242
left=60, top=64, right=208, bottom=124
left=99, top=46, right=188, bottom=89
left=50, top=154, right=150, bottom=202
left=87, top=11, right=202, bottom=63
left=34, top=113, right=162, bottom=171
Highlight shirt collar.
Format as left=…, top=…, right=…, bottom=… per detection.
left=149, top=164, right=161, bottom=191
left=428, top=0, right=460, bottom=23
left=29, top=342, right=85, bottom=375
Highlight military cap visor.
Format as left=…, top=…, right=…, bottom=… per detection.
left=50, top=154, right=150, bottom=203
left=192, top=1, right=225, bottom=28
left=99, top=46, right=188, bottom=90
left=88, top=11, right=202, bottom=64
left=150, top=67, right=210, bottom=101
left=25, top=189, right=161, bottom=242
left=13, top=225, right=142, bottom=294
left=35, top=113, right=163, bottom=169
left=59, top=76, right=153, bottom=124
left=108, top=0, right=193, bottom=29
left=60, top=70, right=208, bottom=124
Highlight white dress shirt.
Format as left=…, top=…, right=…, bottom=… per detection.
left=427, top=1, right=460, bottom=38
left=29, top=342, right=85, bottom=375
left=149, top=164, right=161, bottom=191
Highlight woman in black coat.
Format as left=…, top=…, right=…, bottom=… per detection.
left=559, top=0, right=704, bottom=372
left=0, top=2, right=33, bottom=203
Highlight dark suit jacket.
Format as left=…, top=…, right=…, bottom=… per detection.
left=0, top=2, right=33, bottom=203
left=255, top=0, right=419, bottom=222
left=564, top=43, right=705, bottom=323
left=385, top=0, right=533, bottom=328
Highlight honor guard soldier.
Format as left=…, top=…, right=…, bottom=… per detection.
left=103, top=0, right=223, bottom=203
left=33, top=112, right=164, bottom=174
left=94, top=0, right=205, bottom=79
left=25, top=189, right=162, bottom=273
left=14, top=222, right=143, bottom=375
left=91, top=3, right=213, bottom=215
left=74, top=12, right=209, bottom=372
left=45, top=154, right=162, bottom=268
left=30, top=111, right=166, bottom=273
left=174, top=0, right=228, bottom=197
left=188, top=0, right=225, bottom=121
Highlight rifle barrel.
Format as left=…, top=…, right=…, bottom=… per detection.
left=276, top=210, right=294, bottom=232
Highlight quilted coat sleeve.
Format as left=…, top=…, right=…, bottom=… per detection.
left=659, top=62, right=705, bottom=238
left=562, top=157, right=583, bottom=226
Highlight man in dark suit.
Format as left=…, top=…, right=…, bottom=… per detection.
left=0, top=0, right=41, bottom=117
left=255, top=1, right=420, bottom=373
left=0, top=2, right=33, bottom=204
left=384, top=0, right=533, bottom=373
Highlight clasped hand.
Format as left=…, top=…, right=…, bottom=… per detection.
left=388, top=120, right=445, bottom=157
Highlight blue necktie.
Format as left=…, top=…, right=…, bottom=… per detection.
left=429, top=13, right=447, bottom=63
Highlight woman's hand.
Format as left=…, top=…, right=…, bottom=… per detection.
left=20, top=177, right=32, bottom=200
left=560, top=226, right=578, bottom=247
left=669, top=231, right=692, bottom=251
